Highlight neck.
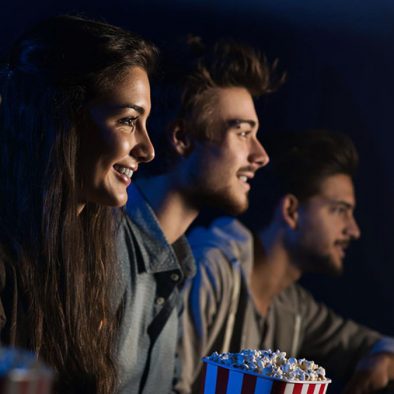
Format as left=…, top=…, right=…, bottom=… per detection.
left=249, top=226, right=301, bottom=316
left=136, top=175, right=199, bottom=244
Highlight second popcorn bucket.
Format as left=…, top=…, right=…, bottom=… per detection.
left=0, top=348, right=54, bottom=394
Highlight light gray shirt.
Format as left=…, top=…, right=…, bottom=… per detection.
left=176, top=217, right=392, bottom=393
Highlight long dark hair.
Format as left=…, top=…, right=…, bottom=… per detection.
left=0, top=15, right=157, bottom=393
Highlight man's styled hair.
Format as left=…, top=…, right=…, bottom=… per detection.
left=145, top=36, right=284, bottom=175
left=242, top=130, right=359, bottom=232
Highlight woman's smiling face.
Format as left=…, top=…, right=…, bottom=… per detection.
left=77, top=66, right=154, bottom=211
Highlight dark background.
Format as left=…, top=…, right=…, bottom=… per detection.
left=1, top=0, right=393, bottom=335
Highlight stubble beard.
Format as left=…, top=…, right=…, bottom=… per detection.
left=288, top=241, right=344, bottom=277
left=186, top=182, right=249, bottom=216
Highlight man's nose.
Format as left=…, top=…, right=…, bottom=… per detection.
left=250, top=139, right=269, bottom=169
left=346, top=215, right=361, bottom=240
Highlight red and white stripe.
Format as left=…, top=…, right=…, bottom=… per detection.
left=200, top=362, right=330, bottom=394
left=0, top=371, right=53, bottom=394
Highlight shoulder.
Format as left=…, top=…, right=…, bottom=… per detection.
left=273, top=283, right=316, bottom=311
left=188, top=217, right=252, bottom=248
left=188, top=217, right=253, bottom=270
left=192, top=247, right=234, bottom=283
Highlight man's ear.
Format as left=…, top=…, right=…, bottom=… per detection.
left=280, top=194, right=299, bottom=229
left=170, top=120, right=194, bottom=156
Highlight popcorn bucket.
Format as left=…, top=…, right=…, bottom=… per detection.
left=0, top=348, right=54, bottom=394
left=201, top=359, right=331, bottom=394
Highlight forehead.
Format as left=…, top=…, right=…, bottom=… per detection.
left=317, top=173, right=356, bottom=203
left=93, top=66, right=151, bottom=110
left=212, top=86, right=258, bottom=125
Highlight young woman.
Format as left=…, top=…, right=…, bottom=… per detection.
left=0, top=15, right=157, bottom=393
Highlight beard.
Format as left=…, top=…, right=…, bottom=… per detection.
left=286, top=238, right=343, bottom=277
left=184, top=182, right=249, bottom=216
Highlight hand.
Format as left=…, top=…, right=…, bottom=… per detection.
left=342, top=353, right=394, bottom=394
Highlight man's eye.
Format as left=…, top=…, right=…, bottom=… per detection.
left=238, top=131, right=251, bottom=137
left=119, top=117, right=138, bottom=128
left=333, top=206, right=347, bottom=215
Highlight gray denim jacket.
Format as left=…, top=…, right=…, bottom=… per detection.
left=116, top=185, right=195, bottom=394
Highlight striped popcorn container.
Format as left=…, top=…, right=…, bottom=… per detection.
left=200, top=359, right=331, bottom=394
left=0, top=348, right=54, bottom=394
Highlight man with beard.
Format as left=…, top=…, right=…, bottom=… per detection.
left=120, top=38, right=281, bottom=393
left=177, top=130, right=394, bottom=394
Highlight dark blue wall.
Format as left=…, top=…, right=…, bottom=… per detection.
left=2, top=0, right=393, bottom=335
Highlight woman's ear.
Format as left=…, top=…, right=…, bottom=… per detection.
left=280, top=194, right=299, bottom=229
left=170, top=120, right=193, bottom=156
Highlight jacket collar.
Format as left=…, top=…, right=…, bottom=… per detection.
left=126, top=184, right=195, bottom=277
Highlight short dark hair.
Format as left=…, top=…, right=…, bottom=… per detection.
left=143, top=36, right=284, bottom=175
left=242, top=130, right=359, bottom=232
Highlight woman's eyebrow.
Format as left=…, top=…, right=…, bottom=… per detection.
left=112, top=103, right=145, bottom=114
left=123, top=104, right=145, bottom=115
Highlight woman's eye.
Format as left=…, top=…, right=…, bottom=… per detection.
left=119, top=117, right=138, bottom=128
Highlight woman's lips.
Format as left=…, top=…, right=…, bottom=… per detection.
left=113, top=164, right=134, bottom=185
